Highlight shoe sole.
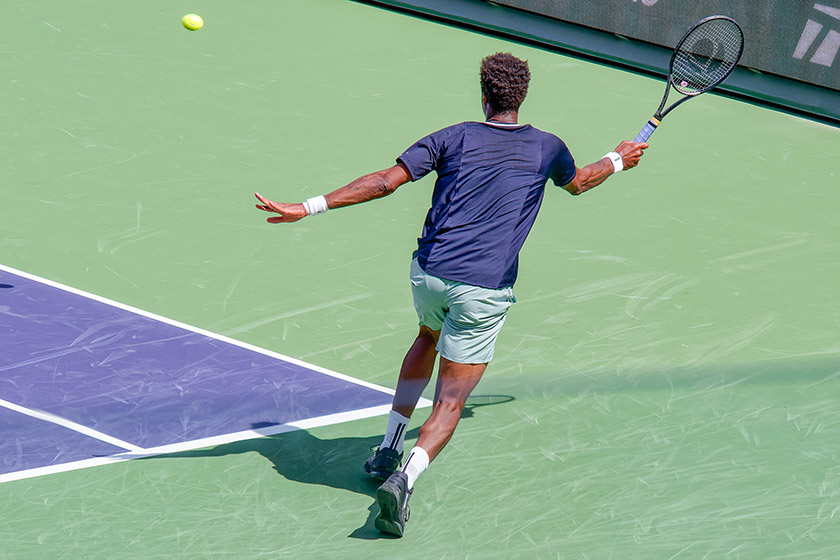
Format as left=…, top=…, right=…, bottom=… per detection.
left=375, top=482, right=406, bottom=537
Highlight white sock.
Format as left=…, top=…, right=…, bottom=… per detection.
left=380, top=410, right=410, bottom=454
left=401, top=446, right=429, bottom=489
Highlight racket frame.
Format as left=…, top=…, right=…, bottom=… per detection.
left=635, top=15, right=744, bottom=143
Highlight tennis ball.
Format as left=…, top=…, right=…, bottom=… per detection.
left=182, top=14, right=203, bottom=31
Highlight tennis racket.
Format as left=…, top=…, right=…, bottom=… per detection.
left=635, top=15, right=744, bottom=143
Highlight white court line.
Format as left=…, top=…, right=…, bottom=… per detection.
left=0, top=263, right=432, bottom=484
left=0, top=404, right=394, bottom=485
left=0, top=398, right=144, bottom=452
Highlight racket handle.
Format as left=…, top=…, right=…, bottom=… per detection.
left=634, top=118, right=660, bottom=143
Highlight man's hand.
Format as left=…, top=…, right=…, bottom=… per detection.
left=561, top=140, right=649, bottom=196
left=615, top=141, right=648, bottom=171
left=255, top=192, right=307, bottom=223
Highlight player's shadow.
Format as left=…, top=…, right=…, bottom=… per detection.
left=152, top=394, right=514, bottom=540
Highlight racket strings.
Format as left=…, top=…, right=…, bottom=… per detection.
left=671, top=18, right=743, bottom=95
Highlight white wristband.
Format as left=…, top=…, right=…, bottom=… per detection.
left=302, top=195, right=329, bottom=216
left=604, top=152, right=623, bottom=173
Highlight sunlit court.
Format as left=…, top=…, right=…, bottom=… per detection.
left=2, top=0, right=839, bottom=557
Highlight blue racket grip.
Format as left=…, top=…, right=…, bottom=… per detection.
left=634, top=118, right=659, bottom=143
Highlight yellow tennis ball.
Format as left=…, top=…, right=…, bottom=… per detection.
left=182, top=14, right=203, bottom=31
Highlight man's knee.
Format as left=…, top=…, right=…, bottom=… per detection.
left=432, top=395, right=466, bottom=414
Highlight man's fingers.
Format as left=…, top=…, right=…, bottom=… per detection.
left=255, top=193, right=284, bottom=214
left=255, top=193, right=277, bottom=210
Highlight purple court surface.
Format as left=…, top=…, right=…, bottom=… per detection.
left=0, top=264, right=397, bottom=480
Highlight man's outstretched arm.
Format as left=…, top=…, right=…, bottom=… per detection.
left=562, top=140, right=648, bottom=196
left=255, top=163, right=412, bottom=223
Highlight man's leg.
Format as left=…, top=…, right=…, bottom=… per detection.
left=392, top=326, right=440, bottom=417
left=415, top=356, right=487, bottom=461
left=364, top=326, right=439, bottom=480
left=400, top=357, right=486, bottom=491
left=374, top=357, right=487, bottom=537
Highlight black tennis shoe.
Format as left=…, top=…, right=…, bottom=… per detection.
left=374, top=471, right=412, bottom=537
left=363, top=446, right=402, bottom=480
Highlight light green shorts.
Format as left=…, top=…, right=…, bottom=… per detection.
left=410, top=258, right=515, bottom=364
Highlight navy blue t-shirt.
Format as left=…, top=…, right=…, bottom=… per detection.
left=397, top=121, right=576, bottom=289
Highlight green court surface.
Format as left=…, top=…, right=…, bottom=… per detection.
left=2, top=0, right=840, bottom=558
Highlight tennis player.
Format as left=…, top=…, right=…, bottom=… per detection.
left=255, top=53, right=647, bottom=537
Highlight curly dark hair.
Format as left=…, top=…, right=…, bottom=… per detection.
left=480, top=53, right=531, bottom=113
